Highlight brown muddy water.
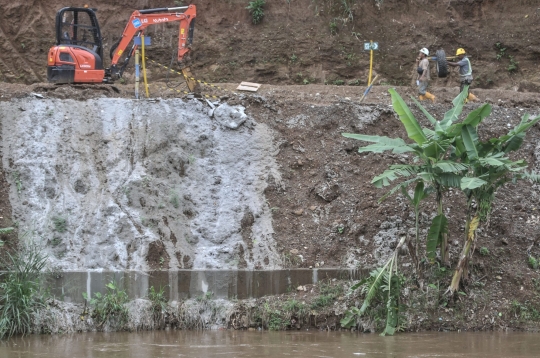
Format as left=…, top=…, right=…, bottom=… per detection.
left=1, top=331, right=540, bottom=357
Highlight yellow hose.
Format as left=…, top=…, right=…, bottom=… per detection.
left=141, top=35, right=149, bottom=98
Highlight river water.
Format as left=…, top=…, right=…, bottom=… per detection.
left=1, top=331, right=539, bottom=357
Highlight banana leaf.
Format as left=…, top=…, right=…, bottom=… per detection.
left=461, top=124, right=479, bottom=160
left=426, top=214, right=448, bottom=262
left=389, top=88, right=427, bottom=145
left=462, top=103, right=492, bottom=126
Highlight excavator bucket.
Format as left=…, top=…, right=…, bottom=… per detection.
left=181, top=67, right=201, bottom=93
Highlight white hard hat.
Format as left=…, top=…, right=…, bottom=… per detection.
left=419, top=48, right=429, bottom=56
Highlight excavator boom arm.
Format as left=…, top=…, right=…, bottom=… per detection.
left=110, top=5, right=196, bottom=70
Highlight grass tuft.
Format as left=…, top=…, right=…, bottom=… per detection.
left=52, top=216, right=67, bottom=233
left=0, top=246, right=48, bottom=338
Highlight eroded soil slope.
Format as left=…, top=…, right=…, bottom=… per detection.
left=2, top=83, right=540, bottom=331
left=1, top=83, right=540, bottom=273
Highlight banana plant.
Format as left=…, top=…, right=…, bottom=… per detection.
left=343, top=86, right=540, bottom=302
left=447, top=110, right=540, bottom=293
left=343, top=88, right=471, bottom=264
left=340, top=236, right=406, bottom=335
left=400, top=182, right=431, bottom=271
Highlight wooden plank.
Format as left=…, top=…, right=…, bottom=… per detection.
left=239, top=81, right=261, bottom=87
left=236, top=81, right=262, bottom=92
left=237, top=85, right=259, bottom=92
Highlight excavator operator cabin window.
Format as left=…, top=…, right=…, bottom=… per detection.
left=59, top=52, right=74, bottom=63
left=60, top=10, right=99, bottom=50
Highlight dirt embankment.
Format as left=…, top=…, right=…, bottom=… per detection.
left=3, top=81, right=540, bottom=334
left=1, top=0, right=540, bottom=91
left=1, top=0, right=540, bottom=333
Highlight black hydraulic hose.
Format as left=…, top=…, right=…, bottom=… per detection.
left=165, top=47, right=185, bottom=89
left=114, top=43, right=136, bottom=79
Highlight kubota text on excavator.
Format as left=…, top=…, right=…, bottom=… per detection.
left=47, top=4, right=199, bottom=92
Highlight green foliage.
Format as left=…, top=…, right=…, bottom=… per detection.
left=196, top=291, right=214, bottom=302
left=12, top=172, right=23, bottom=194
left=461, top=125, right=480, bottom=160
left=0, top=246, right=48, bottom=338
left=260, top=298, right=310, bottom=331
left=511, top=300, right=540, bottom=321
left=495, top=42, right=506, bottom=60
left=495, top=42, right=518, bottom=72
left=343, top=88, right=471, bottom=263
left=148, top=286, right=167, bottom=318
left=258, top=302, right=287, bottom=331
left=388, top=88, right=427, bottom=145
left=267, top=311, right=286, bottom=330
left=254, top=298, right=311, bottom=330
left=479, top=247, right=489, bottom=256
left=246, top=0, right=265, bottom=25
left=83, top=281, right=129, bottom=329
left=458, top=108, right=540, bottom=220
left=329, top=20, right=338, bottom=35
left=401, top=182, right=431, bottom=267
left=50, top=237, right=61, bottom=247
left=426, top=214, right=448, bottom=262
left=528, top=256, right=539, bottom=270
left=283, top=299, right=308, bottom=317
left=52, top=216, right=67, bottom=233
left=0, top=227, right=15, bottom=235
left=170, top=191, right=180, bottom=209
left=341, top=254, right=405, bottom=335
left=310, top=282, right=343, bottom=310
left=344, top=86, right=540, bottom=293
left=310, top=295, right=333, bottom=309
left=341, top=134, right=413, bottom=157
left=122, top=185, right=131, bottom=199
left=142, top=175, right=152, bottom=187
left=533, top=278, right=540, bottom=292
left=290, top=54, right=298, bottom=63
left=333, top=79, right=345, bottom=86
left=508, top=56, right=518, bottom=72
left=341, top=0, right=354, bottom=20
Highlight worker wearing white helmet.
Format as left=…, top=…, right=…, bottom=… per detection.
left=416, top=48, right=436, bottom=102
left=448, top=48, right=478, bottom=102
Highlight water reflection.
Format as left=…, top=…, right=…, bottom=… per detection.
left=1, top=331, right=540, bottom=357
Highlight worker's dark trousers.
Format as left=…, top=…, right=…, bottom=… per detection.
left=460, top=79, right=473, bottom=96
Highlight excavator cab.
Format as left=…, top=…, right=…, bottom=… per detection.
left=47, top=7, right=105, bottom=83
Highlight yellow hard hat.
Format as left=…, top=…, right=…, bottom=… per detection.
left=456, top=48, right=466, bottom=56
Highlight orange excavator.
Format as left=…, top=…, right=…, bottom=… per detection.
left=47, top=4, right=199, bottom=92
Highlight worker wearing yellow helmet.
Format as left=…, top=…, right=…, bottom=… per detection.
left=448, top=48, right=478, bottom=101
left=416, top=47, right=436, bottom=102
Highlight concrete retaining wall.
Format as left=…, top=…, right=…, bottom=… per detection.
left=47, top=269, right=366, bottom=303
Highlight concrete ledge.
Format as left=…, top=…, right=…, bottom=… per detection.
left=43, top=269, right=367, bottom=303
